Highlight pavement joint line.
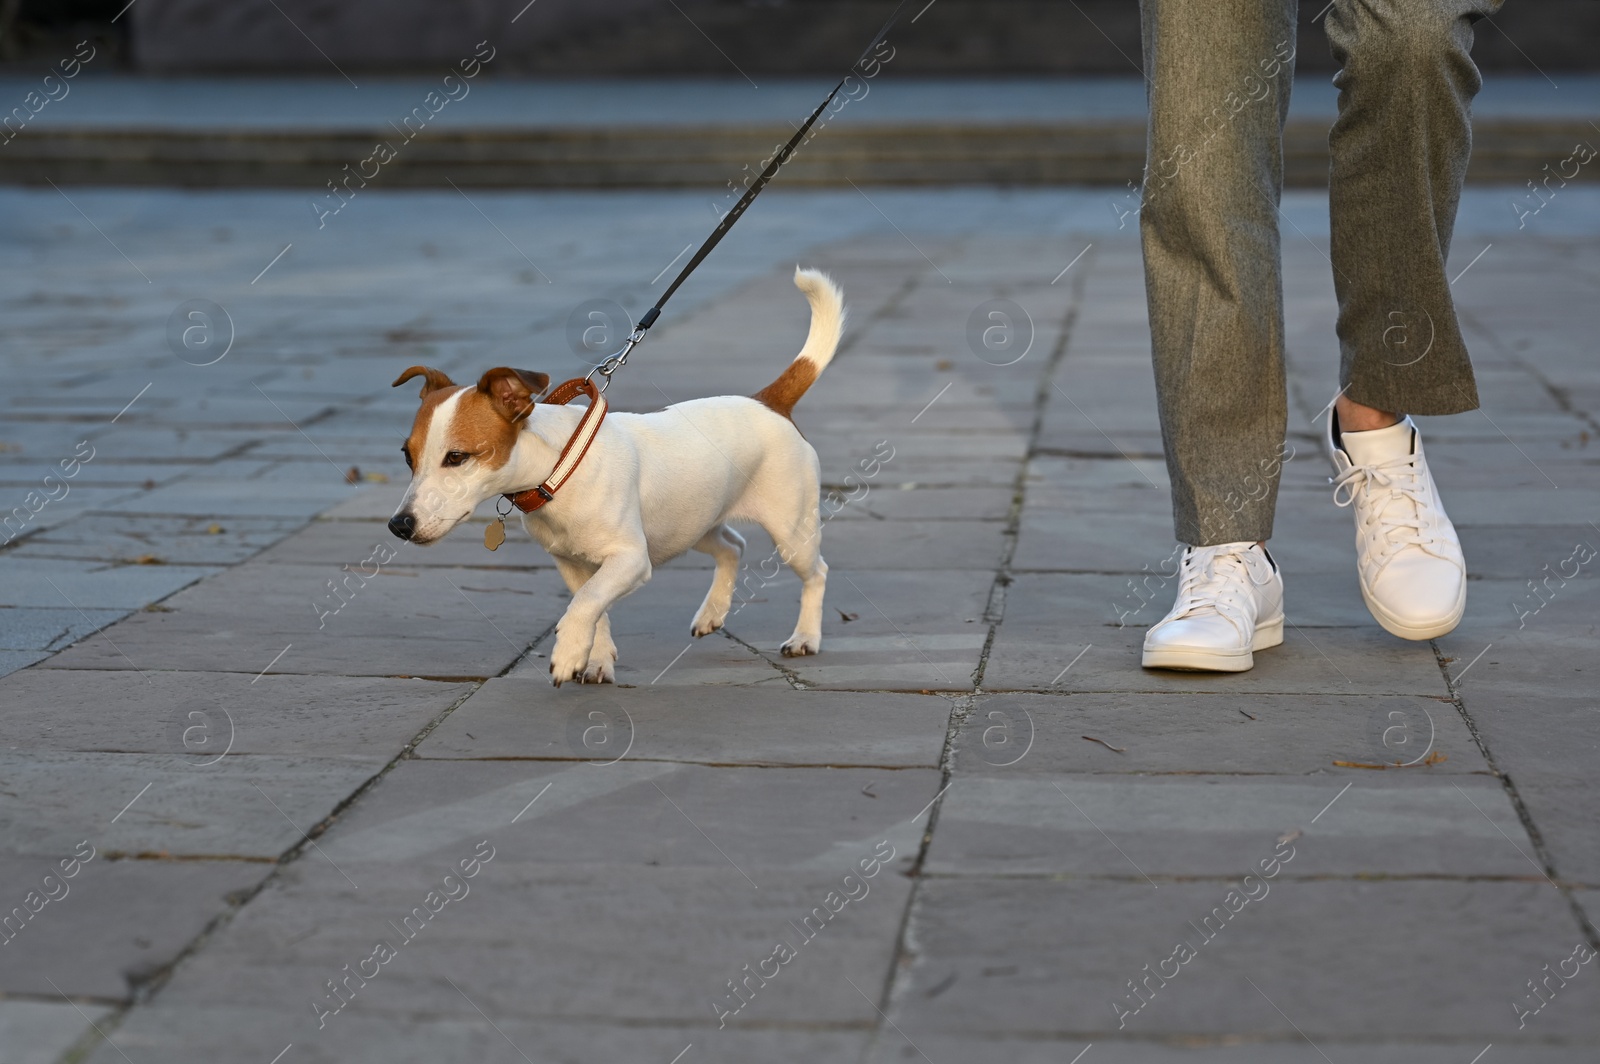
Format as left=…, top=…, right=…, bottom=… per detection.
left=1469, top=403, right=1559, bottom=490
left=250, top=383, right=352, bottom=481
left=650, top=780, right=760, bottom=889
left=843, top=974, right=936, bottom=1064
left=45, top=976, right=136, bottom=1064
left=1244, top=976, right=1336, bottom=1064
left=1049, top=382, right=1162, bottom=490
left=651, top=641, right=695, bottom=684
left=44, top=575, right=152, bottom=682
left=911, top=781, right=952, bottom=823
left=715, top=626, right=809, bottom=689
left=445, top=575, right=526, bottom=653
left=1450, top=781, right=1559, bottom=888
left=1431, top=637, right=1600, bottom=957
left=252, top=643, right=294, bottom=683
left=1054, top=781, right=1159, bottom=889
left=1309, top=781, right=1352, bottom=824
left=445, top=975, right=539, bottom=1064
left=251, top=781, right=360, bottom=890
left=1284, top=617, right=1354, bottom=687
left=1449, top=642, right=1493, bottom=684
left=839, top=572, right=955, bottom=686
left=57, top=653, right=493, bottom=1023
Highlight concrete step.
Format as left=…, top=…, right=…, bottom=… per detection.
left=2, top=118, right=1591, bottom=188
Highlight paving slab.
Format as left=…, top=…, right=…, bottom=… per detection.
left=0, top=647, right=51, bottom=679
left=868, top=1038, right=1600, bottom=1064
left=7, top=513, right=308, bottom=566
left=42, top=563, right=562, bottom=678
left=0, top=752, right=379, bottom=860
left=89, top=1007, right=870, bottom=1064
left=417, top=680, right=952, bottom=767
left=891, top=878, right=1600, bottom=1039
left=96, top=478, right=361, bottom=519
left=0, top=188, right=1592, bottom=1063
left=0, top=557, right=216, bottom=610
left=314, top=759, right=938, bottom=872
left=0, top=855, right=265, bottom=1000
left=950, top=692, right=1480, bottom=776
left=0, top=1001, right=114, bottom=1064
left=0, top=669, right=473, bottom=760
left=0, top=605, right=128, bottom=651
left=143, top=860, right=917, bottom=1029
left=925, top=773, right=1530, bottom=878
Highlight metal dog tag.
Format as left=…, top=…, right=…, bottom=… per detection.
left=484, top=519, right=506, bottom=551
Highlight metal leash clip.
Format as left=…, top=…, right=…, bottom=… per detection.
left=585, top=322, right=650, bottom=393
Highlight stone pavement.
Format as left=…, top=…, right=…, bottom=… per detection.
left=0, top=183, right=1598, bottom=1063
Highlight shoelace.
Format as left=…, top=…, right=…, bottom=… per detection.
left=1167, top=546, right=1258, bottom=631
left=1331, top=452, right=1443, bottom=566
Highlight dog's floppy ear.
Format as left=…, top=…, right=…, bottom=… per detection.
left=477, top=367, right=550, bottom=422
left=392, top=366, right=456, bottom=397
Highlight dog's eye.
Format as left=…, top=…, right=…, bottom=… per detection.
left=401, top=447, right=413, bottom=470
left=442, top=451, right=470, bottom=468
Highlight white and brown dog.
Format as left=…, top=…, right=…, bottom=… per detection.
left=388, top=267, right=844, bottom=685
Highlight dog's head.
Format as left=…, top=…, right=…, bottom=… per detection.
left=387, top=365, right=550, bottom=544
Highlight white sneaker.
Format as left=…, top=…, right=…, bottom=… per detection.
left=1327, top=407, right=1466, bottom=640
left=1142, top=542, right=1285, bottom=672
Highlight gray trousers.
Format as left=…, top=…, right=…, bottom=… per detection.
left=1139, top=0, right=1501, bottom=546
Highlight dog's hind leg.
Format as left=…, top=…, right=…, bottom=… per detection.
left=763, top=508, right=827, bottom=658
left=552, top=555, right=620, bottom=684
left=689, top=524, right=746, bottom=637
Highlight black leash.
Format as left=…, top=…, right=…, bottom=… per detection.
left=584, top=0, right=916, bottom=391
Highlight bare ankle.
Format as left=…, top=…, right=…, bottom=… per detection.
left=1335, top=393, right=1402, bottom=432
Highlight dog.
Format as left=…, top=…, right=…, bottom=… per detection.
left=388, top=267, right=844, bottom=685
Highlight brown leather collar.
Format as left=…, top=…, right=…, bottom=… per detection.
left=503, top=377, right=608, bottom=513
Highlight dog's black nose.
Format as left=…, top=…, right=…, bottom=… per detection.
left=388, top=513, right=416, bottom=540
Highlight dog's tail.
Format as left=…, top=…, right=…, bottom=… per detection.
left=752, top=267, right=845, bottom=419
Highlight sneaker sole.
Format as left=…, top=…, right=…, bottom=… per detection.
left=1141, top=616, right=1284, bottom=672
left=1360, top=582, right=1466, bottom=641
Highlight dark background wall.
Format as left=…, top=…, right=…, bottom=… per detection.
left=0, top=0, right=1591, bottom=76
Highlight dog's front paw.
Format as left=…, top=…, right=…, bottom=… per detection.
left=780, top=633, right=820, bottom=657
left=690, top=614, right=723, bottom=638
left=548, top=636, right=593, bottom=687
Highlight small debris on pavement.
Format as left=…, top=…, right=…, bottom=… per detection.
left=1083, top=735, right=1125, bottom=754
